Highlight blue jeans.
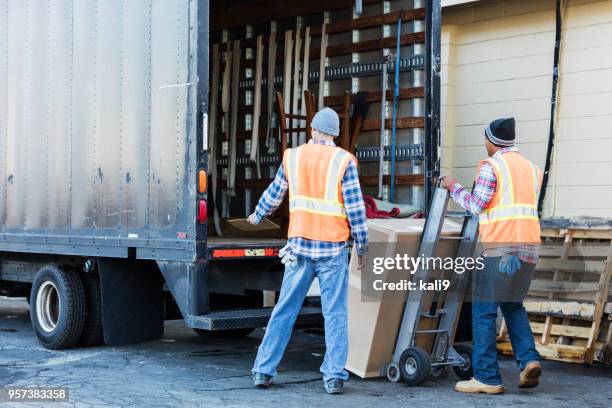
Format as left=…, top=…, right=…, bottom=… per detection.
left=252, top=250, right=349, bottom=382
left=472, top=256, right=540, bottom=386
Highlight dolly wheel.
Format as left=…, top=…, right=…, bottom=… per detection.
left=452, top=344, right=474, bottom=380
left=399, top=347, right=431, bottom=386
left=386, top=363, right=401, bottom=383
left=431, top=365, right=450, bottom=379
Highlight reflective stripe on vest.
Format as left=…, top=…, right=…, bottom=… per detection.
left=479, top=155, right=539, bottom=225
left=290, top=195, right=347, bottom=218
left=286, top=147, right=300, bottom=196
left=324, top=149, right=351, bottom=203
left=479, top=204, right=539, bottom=225
left=285, top=147, right=350, bottom=218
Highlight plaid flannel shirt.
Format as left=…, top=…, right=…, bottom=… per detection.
left=449, top=145, right=539, bottom=264
left=253, top=139, right=368, bottom=259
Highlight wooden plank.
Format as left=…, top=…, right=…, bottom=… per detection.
left=539, top=244, right=612, bottom=258
left=243, top=31, right=426, bottom=68
left=536, top=259, right=606, bottom=274
left=541, top=232, right=573, bottom=345
left=360, top=117, right=424, bottom=131
left=585, top=242, right=612, bottom=363
left=524, top=300, right=596, bottom=319
left=291, top=26, right=302, bottom=147
left=236, top=9, right=426, bottom=46
left=541, top=228, right=612, bottom=240
left=360, top=174, right=425, bottom=187
left=249, top=35, right=264, bottom=165
left=318, top=22, right=327, bottom=110
left=325, top=32, right=425, bottom=57
left=530, top=280, right=600, bottom=293
left=324, top=87, right=425, bottom=106
left=497, top=341, right=586, bottom=364
left=211, top=0, right=381, bottom=32
left=318, top=8, right=425, bottom=36
left=529, top=321, right=593, bottom=339
left=227, top=218, right=280, bottom=232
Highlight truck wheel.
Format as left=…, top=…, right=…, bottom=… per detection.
left=452, top=344, right=474, bottom=380
left=193, top=328, right=255, bottom=338
left=399, top=347, right=431, bottom=386
left=78, top=270, right=104, bottom=347
left=30, top=265, right=87, bottom=350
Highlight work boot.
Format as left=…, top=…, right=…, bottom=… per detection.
left=455, top=378, right=504, bottom=394
left=252, top=372, right=272, bottom=388
left=519, top=361, right=542, bottom=388
left=323, top=378, right=344, bottom=395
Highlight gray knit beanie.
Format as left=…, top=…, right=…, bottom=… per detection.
left=311, top=107, right=340, bottom=137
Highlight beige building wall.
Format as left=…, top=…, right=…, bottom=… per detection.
left=440, top=0, right=612, bottom=219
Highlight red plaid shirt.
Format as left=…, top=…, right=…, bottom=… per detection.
left=449, top=146, right=539, bottom=264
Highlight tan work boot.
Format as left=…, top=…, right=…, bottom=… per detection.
left=455, top=378, right=505, bottom=394
left=519, top=361, right=542, bottom=388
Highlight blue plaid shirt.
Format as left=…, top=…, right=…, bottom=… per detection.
left=253, top=139, right=368, bottom=259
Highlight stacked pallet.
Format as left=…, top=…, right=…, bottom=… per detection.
left=497, top=226, right=612, bottom=364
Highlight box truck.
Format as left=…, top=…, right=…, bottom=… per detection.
left=0, top=0, right=440, bottom=349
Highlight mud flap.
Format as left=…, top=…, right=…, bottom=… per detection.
left=97, top=258, right=164, bottom=346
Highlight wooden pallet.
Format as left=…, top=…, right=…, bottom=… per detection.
left=497, top=227, right=612, bottom=364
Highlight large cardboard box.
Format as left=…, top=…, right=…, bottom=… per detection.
left=346, top=218, right=461, bottom=378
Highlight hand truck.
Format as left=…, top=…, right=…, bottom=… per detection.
left=385, top=184, right=479, bottom=385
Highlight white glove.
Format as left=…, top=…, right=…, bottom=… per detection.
left=279, top=246, right=298, bottom=268
left=247, top=213, right=259, bottom=225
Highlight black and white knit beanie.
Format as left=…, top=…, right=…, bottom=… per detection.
left=485, top=117, right=515, bottom=147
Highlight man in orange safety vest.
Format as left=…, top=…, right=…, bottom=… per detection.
left=442, top=117, right=542, bottom=394
left=247, top=108, right=368, bottom=394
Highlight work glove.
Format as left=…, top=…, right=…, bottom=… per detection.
left=278, top=246, right=298, bottom=268
left=247, top=212, right=260, bottom=225
left=498, top=254, right=521, bottom=276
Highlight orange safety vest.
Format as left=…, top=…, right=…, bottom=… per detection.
left=282, top=143, right=356, bottom=242
left=478, top=151, right=541, bottom=244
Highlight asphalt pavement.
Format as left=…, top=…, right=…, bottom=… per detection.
left=1, top=296, right=611, bottom=408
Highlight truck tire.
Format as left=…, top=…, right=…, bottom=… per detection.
left=30, top=265, right=87, bottom=350
left=78, top=270, right=104, bottom=347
